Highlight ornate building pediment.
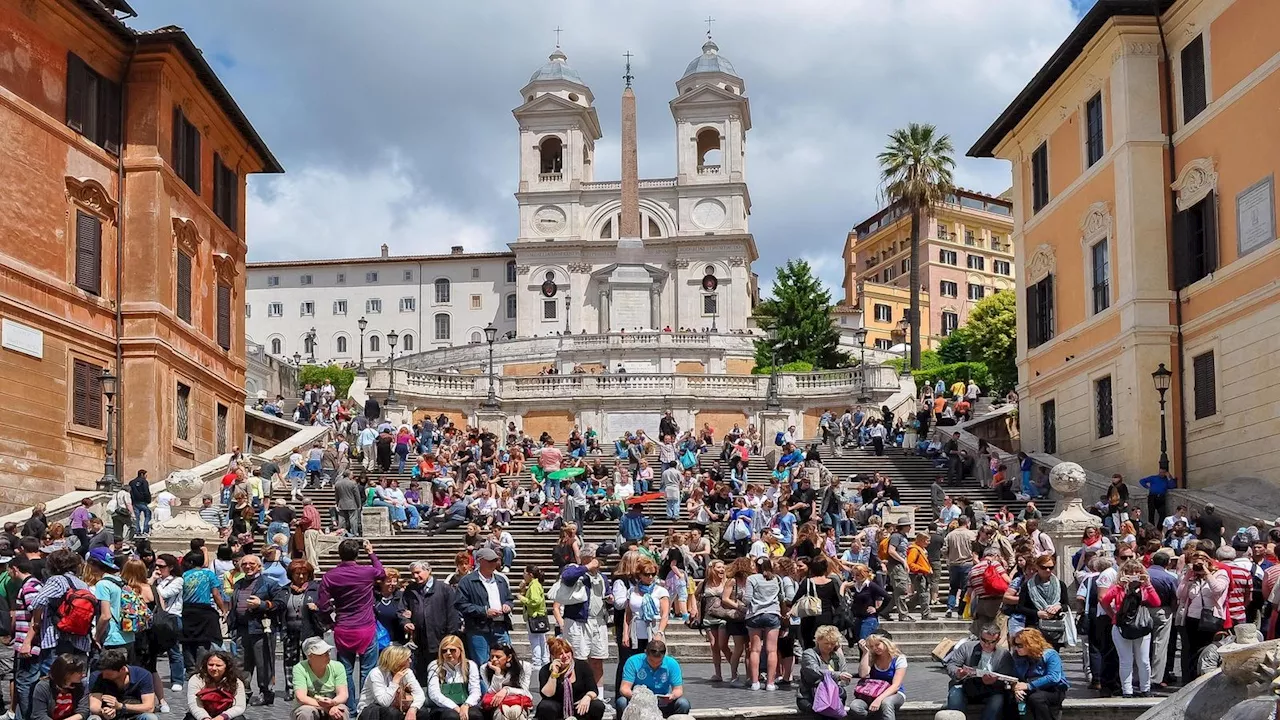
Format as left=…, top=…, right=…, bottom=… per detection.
left=1171, top=157, right=1218, bottom=211
left=172, top=217, right=201, bottom=257
left=1080, top=201, right=1112, bottom=244
left=65, top=177, right=117, bottom=223
left=1027, top=244, right=1057, bottom=284
left=212, top=252, right=238, bottom=283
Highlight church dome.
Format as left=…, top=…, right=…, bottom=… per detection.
left=530, top=48, right=585, bottom=85
left=682, top=39, right=738, bottom=78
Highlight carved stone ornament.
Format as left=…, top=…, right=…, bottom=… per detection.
left=149, top=469, right=220, bottom=537
left=1042, top=461, right=1102, bottom=537
left=673, top=259, right=691, bottom=269
left=212, top=252, right=238, bottom=282
left=567, top=262, right=592, bottom=273
left=728, top=256, right=746, bottom=267
left=516, top=265, right=531, bottom=275
left=172, top=217, right=201, bottom=257
left=1080, top=201, right=1112, bottom=244
left=1172, top=157, right=1218, bottom=211
left=1026, top=244, right=1057, bottom=284
left=65, top=177, right=117, bottom=223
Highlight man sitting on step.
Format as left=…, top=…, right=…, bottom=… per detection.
left=943, top=623, right=1015, bottom=720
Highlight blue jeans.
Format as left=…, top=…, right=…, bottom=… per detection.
left=948, top=563, right=973, bottom=611
left=465, top=630, right=511, bottom=667
left=635, top=478, right=649, bottom=494
left=666, top=497, right=680, bottom=519
left=1021, top=469, right=1033, bottom=495
left=947, top=684, right=1005, bottom=720
left=854, top=615, right=879, bottom=641
left=823, top=511, right=841, bottom=530
left=838, top=519, right=856, bottom=537
left=616, top=696, right=690, bottom=717
left=167, top=615, right=186, bottom=683
left=373, top=499, right=407, bottom=524
left=500, top=547, right=515, bottom=568
left=338, top=641, right=379, bottom=714
left=267, top=521, right=290, bottom=542
left=15, top=654, right=41, bottom=720
left=134, top=504, right=152, bottom=534
left=405, top=505, right=421, bottom=529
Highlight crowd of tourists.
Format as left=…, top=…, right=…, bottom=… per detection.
left=5, top=389, right=1275, bottom=720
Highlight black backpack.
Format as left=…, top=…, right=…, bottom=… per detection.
left=1117, top=582, right=1153, bottom=639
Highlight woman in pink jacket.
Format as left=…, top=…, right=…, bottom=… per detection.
left=1102, top=560, right=1161, bottom=698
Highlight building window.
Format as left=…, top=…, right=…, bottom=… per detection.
left=1026, top=275, right=1055, bottom=348
left=267, top=275, right=279, bottom=287
left=434, top=278, right=451, bottom=304
left=270, top=338, right=282, bottom=355
left=1193, top=351, right=1217, bottom=419
left=994, top=259, right=1011, bottom=276
left=366, top=272, right=378, bottom=283
left=884, top=267, right=897, bottom=282
left=470, top=331, right=482, bottom=344
left=543, top=299, right=558, bottom=320
left=336, top=336, right=348, bottom=354
left=336, top=273, right=345, bottom=284
left=1085, top=92, right=1105, bottom=167
left=333, top=300, right=347, bottom=315
left=1173, top=193, right=1218, bottom=288
left=873, top=304, right=892, bottom=323
left=65, top=53, right=122, bottom=154
left=874, top=338, right=893, bottom=350
left=964, top=229, right=975, bottom=246
left=1031, top=142, right=1049, bottom=213
left=991, top=235, right=1004, bottom=252
left=901, top=259, right=909, bottom=274
left=468, top=295, right=481, bottom=311
left=434, top=313, right=451, bottom=340
left=968, top=283, right=985, bottom=301
left=702, top=294, right=718, bottom=316
left=215, top=403, right=228, bottom=454
left=936, top=223, right=948, bottom=239
left=506, top=294, right=517, bottom=319
left=366, top=299, right=382, bottom=314
left=268, top=302, right=282, bottom=317
left=506, top=261, right=517, bottom=284
left=399, top=297, right=416, bottom=312
left=940, top=281, right=958, bottom=298
left=74, top=210, right=102, bottom=296
left=369, top=335, right=380, bottom=352
left=403, top=270, right=413, bottom=282
left=300, top=274, right=312, bottom=285
left=1041, top=399, right=1057, bottom=454
left=175, top=382, right=191, bottom=442
left=966, top=255, right=985, bottom=271
left=171, top=107, right=201, bottom=193
left=71, top=358, right=103, bottom=429
left=939, top=249, right=957, bottom=266
left=176, top=250, right=193, bottom=323
left=300, top=302, right=314, bottom=316
left=216, top=283, right=231, bottom=350
left=941, top=312, right=959, bottom=336
left=471, top=267, right=481, bottom=280
left=1181, top=35, right=1208, bottom=123
left=1095, top=376, right=1114, bottom=438
left=1091, top=239, right=1110, bottom=313
left=244, top=304, right=251, bottom=318
left=401, top=334, right=414, bottom=351
left=213, top=154, right=238, bottom=231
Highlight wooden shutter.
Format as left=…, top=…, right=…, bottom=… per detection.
left=1042, top=275, right=1054, bottom=342
left=188, top=123, right=201, bottom=194
left=171, top=106, right=185, bottom=179
left=216, top=283, right=232, bottom=350
left=74, top=210, right=102, bottom=295
left=1200, top=192, right=1218, bottom=274
left=98, top=78, right=121, bottom=155
left=72, top=359, right=102, bottom=429
left=1025, top=284, right=1040, bottom=347
left=1181, top=36, right=1207, bottom=122
left=1172, top=207, right=1191, bottom=289
left=66, top=53, right=87, bottom=133
left=1193, top=352, right=1217, bottom=419
left=176, top=251, right=192, bottom=322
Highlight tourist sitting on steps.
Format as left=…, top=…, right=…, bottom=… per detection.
left=942, top=624, right=1013, bottom=720
left=1010, top=628, right=1070, bottom=720
left=797, top=625, right=853, bottom=717
left=185, top=650, right=247, bottom=720
left=356, top=645, right=425, bottom=720
left=425, top=636, right=480, bottom=720
left=616, top=639, right=690, bottom=717
left=292, top=638, right=349, bottom=720
left=535, top=638, right=604, bottom=720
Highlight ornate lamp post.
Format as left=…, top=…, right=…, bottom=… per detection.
left=293, top=351, right=302, bottom=366
left=356, top=316, right=368, bottom=376
left=96, top=368, right=118, bottom=491
left=766, top=325, right=781, bottom=410
left=386, top=329, right=399, bottom=404
left=306, top=326, right=317, bottom=364
left=482, top=323, right=499, bottom=409
left=896, top=316, right=910, bottom=370
left=855, top=327, right=869, bottom=403
left=1152, top=362, right=1173, bottom=474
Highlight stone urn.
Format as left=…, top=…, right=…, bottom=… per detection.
left=150, top=469, right=219, bottom=536
left=1041, top=461, right=1102, bottom=584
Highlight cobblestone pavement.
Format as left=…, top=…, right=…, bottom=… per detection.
left=154, top=656, right=1116, bottom=718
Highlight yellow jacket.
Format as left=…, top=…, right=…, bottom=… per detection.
left=906, top=544, right=932, bottom=575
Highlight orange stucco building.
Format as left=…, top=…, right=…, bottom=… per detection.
left=970, top=0, right=1279, bottom=489
left=0, top=0, right=281, bottom=508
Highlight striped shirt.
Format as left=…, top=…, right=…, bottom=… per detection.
left=12, top=576, right=42, bottom=647
left=30, top=573, right=92, bottom=654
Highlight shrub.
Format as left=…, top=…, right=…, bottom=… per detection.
left=911, top=362, right=990, bottom=394
left=751, top=360, right=815, bottom=375
left=298, top=364, right=356, bottom=398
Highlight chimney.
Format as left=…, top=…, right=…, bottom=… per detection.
left=380, top=244, right=389, bottom=258
left=451, top=245, right=464, bottom=255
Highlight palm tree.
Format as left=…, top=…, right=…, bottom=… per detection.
left=878, top=123, right=956, bottom=370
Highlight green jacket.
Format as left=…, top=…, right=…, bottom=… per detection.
left=520, top=578, right=547, bottom=617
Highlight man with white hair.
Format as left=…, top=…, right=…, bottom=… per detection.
left=554, top=544, right=611, bottom=699
left=402, top=560, right=460, bottom=686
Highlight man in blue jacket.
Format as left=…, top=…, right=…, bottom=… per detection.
left=454, top=547, right=513, bottom=662
left=1139, top=469, right=1174, bottom=527
left=618, top=504, right=652, bottom=546
left=226, top=554, right=283, bottom=705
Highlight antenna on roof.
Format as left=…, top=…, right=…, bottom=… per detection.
left=623, top=50, right=634, bottom=88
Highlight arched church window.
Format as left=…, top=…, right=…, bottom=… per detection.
left=434, top=314, right=451, bottom=341
left=696, top=128, right=722, bottom=168
left=369, top=335, right=380, bottom=352
left=401, top=334, right=414, bottom=352
left=539, top=137, right=563, bottom=174
left=470, top=331, right=482, bottom=344
left=336, top=336, right=347, bottom=354
left=599, top=218, right=613, bottom=239
left=506, top=294, right=517, bottom=319
left=648, top=217, right=662, bottom=238
left=434, top=278, right=451, bottom=304
left=270, top=338, right=281, bottom=355
left=506, top=261, right=517, bottom=284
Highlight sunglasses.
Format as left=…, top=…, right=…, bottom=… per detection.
left=979, top=637, right=999, bottom=645
left=155, top=563, right=167, bottom=569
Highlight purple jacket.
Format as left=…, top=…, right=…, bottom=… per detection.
left=318, top=553, right=385, bottom=653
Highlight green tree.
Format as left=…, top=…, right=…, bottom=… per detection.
left=937, top=325, right=974, bottom=365
left=963, top=291, right=1018, bottom=394
left=878, top=123, right=956, bottom=370
left=754, top=260, right=850, bottom=370
left=298, top=364, right=357, bottom=398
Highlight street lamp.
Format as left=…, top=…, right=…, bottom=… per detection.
left=1152, top=362, right=1173, bottom=474
left=96, top=368, right=118, bottom=491
left=896, top=316, right=910, bottom=370
left=386, top=330, right=399, bottom=404
left=293, top=351, right=302, bottom=366
left=306, top=326, right=317, bottom=364
left=482, top=323, right=499, bottom=409
left=766, top=325, right=781, bottom=410
left=854, top=327, right=870, bottom=403
left=356, top=316, right=368, bottom=376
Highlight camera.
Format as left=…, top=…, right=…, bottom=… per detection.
left=1191, top=562, right=1206, bottom=573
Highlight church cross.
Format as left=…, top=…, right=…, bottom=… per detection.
left=623, top=51, right=634, bottom=88
left=554, top=25, right=563, bottom=47
left=705, top=15, right=715, bottom=37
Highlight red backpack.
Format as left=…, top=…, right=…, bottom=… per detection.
left=981, top=563, right=1010, bottom=596
left=55, top=580, right=98, bottom=637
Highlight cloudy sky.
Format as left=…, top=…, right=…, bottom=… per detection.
left=128, top=0, right=1099, bottom=294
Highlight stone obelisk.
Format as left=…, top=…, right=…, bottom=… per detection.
left=607, top=52, right=658, bottom=330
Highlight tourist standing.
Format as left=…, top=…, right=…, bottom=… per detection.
left=227, top=554, right=282, bottom=705
left=128, top=470, right=153, bottom=537
left=319, top=539, right=385, bottom=715
left=455, top=548, right=514, bottom=664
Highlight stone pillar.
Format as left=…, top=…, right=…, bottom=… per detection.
left=475, top=409, right=507, bottom=437
left=598, top=289, right=610, bottom=333
left=759, top=409, right=791, bottom=468
left=1042, top=461, right=1103, bottom=586
left=650, top=285, right=661, bottom=330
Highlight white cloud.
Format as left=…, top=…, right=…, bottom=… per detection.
left=245, top=156, right=502, bottom=261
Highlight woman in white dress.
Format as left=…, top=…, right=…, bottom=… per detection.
left=155, top=488, right=178, bottom=524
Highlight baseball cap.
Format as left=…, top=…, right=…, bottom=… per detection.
left=475, top=548, right=500, bottom=562
left=303, top=637, right=333, bottom=656
left=579, top=543, right=598, bottom=559
left=88, top=546, right=119, bottom=571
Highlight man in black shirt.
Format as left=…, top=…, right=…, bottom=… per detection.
left=707, top=485, right=733, bottom=556
left=790, top=476, right=816, bottom=525
left=1196, top=503, right=1224, bottom=548
left=945, top=433, right=962, bottom=486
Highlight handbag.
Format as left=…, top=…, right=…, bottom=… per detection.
left=548, top=580, right=589, bottom=606
left=793, top=580, right=823, bottom=619
left=1199, top=606, right=1225, bottom=635
left=527, top=614, right=551, bottom=634
left=853, top=678, right=891, bottom=704
left=813, top=672, right=847, bottom=718
left=1061, top=609, right=1079, bottom=647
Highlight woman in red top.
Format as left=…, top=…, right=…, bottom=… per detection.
left=1101, top=560, right=1161, bottom=697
